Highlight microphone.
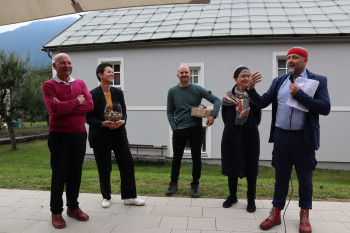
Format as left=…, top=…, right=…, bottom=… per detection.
left=288, top=69, right=294, bottom=83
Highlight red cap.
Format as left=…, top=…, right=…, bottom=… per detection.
left=287, top=47, right=308, bottom=58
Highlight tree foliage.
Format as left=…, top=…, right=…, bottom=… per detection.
left=19, top=64, right=51, bottom=123
left=0, top=49, right=30, bottom=150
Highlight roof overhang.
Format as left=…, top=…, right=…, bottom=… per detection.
left=42, top=34, right=350, bottom=53
left=0, top=0, right=209, bottom=26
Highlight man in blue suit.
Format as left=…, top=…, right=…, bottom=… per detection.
left=247, top=47, right=330, bottom=233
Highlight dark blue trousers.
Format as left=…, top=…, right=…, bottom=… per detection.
left=272, top=127, right=316, bottom=209
left=48, top=131, right=87, bottom=214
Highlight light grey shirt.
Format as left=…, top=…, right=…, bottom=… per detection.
left=275, top=69, right=307, bottom=130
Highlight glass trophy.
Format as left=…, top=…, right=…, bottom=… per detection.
left=104, top=103, right=122, bottom=122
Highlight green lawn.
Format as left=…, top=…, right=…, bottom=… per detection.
left=0, top=140, right=349, bottom=201
left=22, top=121, right=48, bottom=127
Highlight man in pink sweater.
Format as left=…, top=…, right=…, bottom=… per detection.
left=42, top=53, right=94, bottom=229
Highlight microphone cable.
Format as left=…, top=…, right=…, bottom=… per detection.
left=282, top=173, right=294, bottom=233
left=283, top=72, right=296, bottom=232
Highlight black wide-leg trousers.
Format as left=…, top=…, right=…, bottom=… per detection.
left=93, top=128, right=137, bottom=200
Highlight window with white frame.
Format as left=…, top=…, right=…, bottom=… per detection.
left=98, top=57, right=124, bottom=90
left=277, top=57, right=288, bottom=76
left=112, top=63, right=121, bottom=86
left=273, top=52, right=288, bottom=78
left=190, top=68, right=200, bottom=84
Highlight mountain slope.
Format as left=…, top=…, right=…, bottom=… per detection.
left=0, top=17, right=77, bottom=66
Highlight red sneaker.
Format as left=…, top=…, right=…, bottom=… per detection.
left=260, top=205, right=282, bottom=230
left=51, top=214, right=66, bottom=229
left=67, top=208, right=89, bottom=221
left=300, top=208, right=312, bottom=233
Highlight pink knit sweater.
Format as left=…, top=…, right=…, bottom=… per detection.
left=42, top=78, right=94, bottom=133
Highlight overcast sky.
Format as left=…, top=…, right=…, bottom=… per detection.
left=0, top=14, right=80, bottom=34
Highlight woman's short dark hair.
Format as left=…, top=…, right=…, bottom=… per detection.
left=96, top=63, right=113, bottom=82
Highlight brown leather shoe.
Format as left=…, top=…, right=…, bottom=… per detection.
left=300, top=208, right=312, bottom=233
left=51, top=214, right=66, bottom=229
left=67, top=208, right=89, bottom=221
left=260, top=205, right=282, bottom=230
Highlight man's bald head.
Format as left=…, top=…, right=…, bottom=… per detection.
left=54, top=53, right=71, bottom=64
left=177, top=65, right=191, bottom=87
left=178, top=65, right=190, bottom=73
left=53, top=53, right=73, bottom=82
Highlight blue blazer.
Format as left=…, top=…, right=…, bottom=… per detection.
left=247, top=70, right=330, bottom=150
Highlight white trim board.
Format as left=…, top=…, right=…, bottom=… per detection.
left=126, top=106, right=350, bottom=112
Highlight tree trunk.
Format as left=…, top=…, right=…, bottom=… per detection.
left=6, top=121, right=17, bottom=150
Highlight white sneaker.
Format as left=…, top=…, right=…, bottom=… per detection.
left=124, top=198, right=146, bottom=206
left=101, top=199, right=110, bottom=208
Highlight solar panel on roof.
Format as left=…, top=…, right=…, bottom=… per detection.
left=328, top=13, right=349, bottom=20
left=230, top=21, right=250, bottom=29
left=212, top=28, right=230, bottom=35
left=333, top=20, right=350, bottom=27
left=339, top=27, right=350, bottom=33
left=73, top=30, right=91, bottom=36
left=151, top=32, right=172, bottom=39
left=195, top=23, right=214, bottom=30
left=113, top=34, right=134, bottom=42
left=95, top=35, right=116, bottom=43
left=42, top=0, right=349, bottom=47
left=252, top=28, right=273, bottom=35
left=105, top=29, right=123, bottom=35
left=291, top=21, right=313, bottom=28
left=176, top=24, right=195, bottom=30
left=251, top=22, right=271, bottom=28
left=139, top=27, right=158, bottom=33
left=303, top=7, right=323, bottom=15
left=132, top=33, right=153, bottom=41
left=271, top=28, right=295, bottom=35
left=89, top=29, right=108, bottom=36
left=157, top=25, right=176, bottom=32
left=294, top=28, right=317, bottom=34
left=316, top=27, right=339, bottom=33
left=149, top=13, right=168, bottom=21
left=171, top=31, right=192, bottom=38
left=230, top=28, right=251, bottom=35
left=79, top=35, right=99, bottom=44
left=214, top=23, right=230, bottom=30
left=191, top=30, right=212, bottom=37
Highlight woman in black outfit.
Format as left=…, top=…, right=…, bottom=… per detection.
left=221, top=66, right=262, bottom=212
left=86, top=63, right=145, bottom=208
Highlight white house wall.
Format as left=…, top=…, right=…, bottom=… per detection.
left=54, top=40, right=350, bottom=169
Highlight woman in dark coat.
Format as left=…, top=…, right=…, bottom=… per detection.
left=86, top=63, right=145, bottom=208
left=221, top=66, right=262, bottom=212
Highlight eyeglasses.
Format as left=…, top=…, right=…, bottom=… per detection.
left=238, top=74, right=250, bottom=79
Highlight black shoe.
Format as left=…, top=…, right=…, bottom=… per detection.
left=247, top=199, right=256, bottom=213
left=222, top=196, right=237, bottom=208
left=191, top=185, right=200, bottom=198
left=166, top=182, right=178, bottom=196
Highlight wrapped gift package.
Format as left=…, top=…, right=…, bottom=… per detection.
left=191, top=107, right=213, bottom=118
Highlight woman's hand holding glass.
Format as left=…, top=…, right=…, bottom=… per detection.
left=102, top=120, right=125, bottom=129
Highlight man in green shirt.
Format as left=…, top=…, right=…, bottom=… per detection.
left=166, top=65, right=221, bottom=197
